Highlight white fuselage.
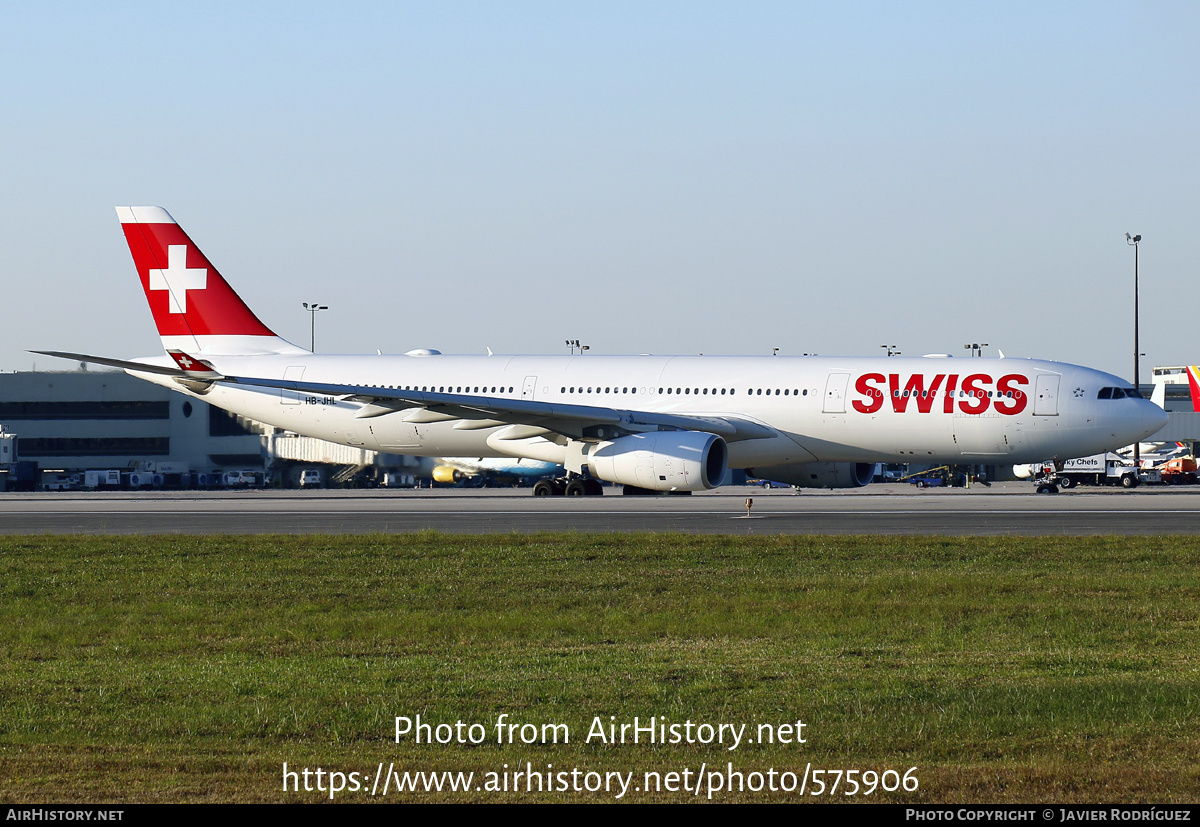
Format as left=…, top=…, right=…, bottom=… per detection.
left=129, top=352, right=1167, bottom=471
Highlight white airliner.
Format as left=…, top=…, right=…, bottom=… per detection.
left=38, top=207, right=1168, bottom=496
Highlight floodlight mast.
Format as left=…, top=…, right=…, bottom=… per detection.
left=1126, top=233, right=1142, bottom=467
left=303, top=302, right=328, bottom=352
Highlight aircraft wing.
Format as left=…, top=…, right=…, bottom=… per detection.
left=224, top=374, right=777, bottom=442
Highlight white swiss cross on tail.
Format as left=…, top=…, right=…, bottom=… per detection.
left=148, top=245, right=207, bottom=314
left=117, top=206, right=310, bottom=354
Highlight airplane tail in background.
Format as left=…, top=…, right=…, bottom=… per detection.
left=116, top=207, right=307, bottom=356
left=1187, top=366, right=1200, bottom=412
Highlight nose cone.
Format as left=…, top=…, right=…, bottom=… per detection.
left=1065, top=367, right=1171, bottom=456
left=1103, top=397, right=1169, bottom=451
left=1136, top=399, right=1170, bottom=441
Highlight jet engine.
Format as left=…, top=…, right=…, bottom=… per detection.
left=1012, top=463, right=1047, bottom=480
left=587, top=431, right=728, bottom=492
left=431, top=465, right=465, bottom=484
left=746, top=461, right=875, bottom=489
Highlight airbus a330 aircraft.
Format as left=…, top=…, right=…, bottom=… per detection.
left=38, top=207, right=1168, bottom=496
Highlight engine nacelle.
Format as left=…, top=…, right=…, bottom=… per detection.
left=587, top=431, right=728, bottom=492
left=1012, top=463, right=1046, bottom=480
left=431, top=465, right=464, bottom=484
left=747, top=461, right=875, bottom=489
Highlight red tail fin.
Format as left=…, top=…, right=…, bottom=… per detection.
left=116, top=207, right=305, bottom=355
left=1188, top=366, right=1200, bottom=412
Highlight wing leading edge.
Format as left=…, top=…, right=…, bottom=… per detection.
left=223, top=373, right=778, bottom=442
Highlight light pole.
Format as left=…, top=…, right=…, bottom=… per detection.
left=303, top=302, right=328, bottom=352
left=1127, top=233, right=1142, bottom=467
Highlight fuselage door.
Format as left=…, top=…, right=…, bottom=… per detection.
left=281, top=366, right=305, bottom=405
left=823, top=372, right=850, bottom=413
left=1034, top=373, right=1060, bottom=416
left=522, top=375, right=537, bottom=401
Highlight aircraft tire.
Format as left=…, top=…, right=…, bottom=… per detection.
left=533, top=481, right=556, bottom=497
left=1036, top=484, right=1059, bottom=494
left=565, top=480, right=590, bottom=497
left=585, top=479, right=604, bottom=496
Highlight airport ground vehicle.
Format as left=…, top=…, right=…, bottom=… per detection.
left=0, top=427, right=24, bottom=491
left=222, top=470, right=259, bottom=487
left=897, top=465, right=949, bottom=488
left=1027, top=453, right=1154, bottom=492
left=1157, top=457, right=1198, bottom=485
left=380, top=472, right=416, bottom=487
left=898, top=465, right=973, bottom=488
left=1052, top=454, right=1141, bottom=489
left=83, top=470, right=122, bottom=489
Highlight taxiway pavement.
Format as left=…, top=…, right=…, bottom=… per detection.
left=3, top=482, right=1200, bottom=535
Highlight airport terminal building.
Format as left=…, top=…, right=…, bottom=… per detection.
left=0, top=369, right=265, bottom=485
left=0, top=369, right=425, bottom=488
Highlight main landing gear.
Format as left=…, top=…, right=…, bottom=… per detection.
left=532, top=476, right=604, bottom=497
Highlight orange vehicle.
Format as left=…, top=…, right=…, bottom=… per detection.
left=1158, top=457, right=1198, bottom=485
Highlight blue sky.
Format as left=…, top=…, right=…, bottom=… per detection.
left=2, top=1, right=1197, bottom=378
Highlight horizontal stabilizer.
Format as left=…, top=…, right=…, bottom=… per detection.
left=30, top=350, right=195, bottom=378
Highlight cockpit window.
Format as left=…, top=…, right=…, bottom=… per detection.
left=1097, top=387, right=1143, bottom=400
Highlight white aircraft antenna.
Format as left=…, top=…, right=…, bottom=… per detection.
left=486, top=347, right=494, bottom=356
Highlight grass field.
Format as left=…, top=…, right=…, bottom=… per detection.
left=1, top=533, right=1199, bottom=803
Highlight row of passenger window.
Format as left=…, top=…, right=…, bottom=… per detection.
left=326, top=382, right=1141, bottom=403
left=366, top=383, right=830, bottom=398
left=868, top=389, right=1021, bottom=398
left=363, top=385, right=516, bottom=394
left=559, top=386, right=810, bottom=397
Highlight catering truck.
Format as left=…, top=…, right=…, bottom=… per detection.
left=1053, top=453, right=1140, bottom=489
